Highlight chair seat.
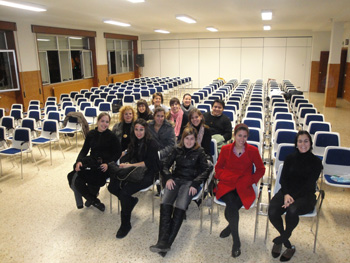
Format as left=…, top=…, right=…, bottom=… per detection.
left=59, top=128, right=78, bottom=133
left=0, top=148, right=22, bottom=155
left=32, top=138, right=51, bottom=144
left=324, top=174, right=350, bottom=186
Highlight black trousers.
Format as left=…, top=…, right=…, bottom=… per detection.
left=268, top=189, right=316, bottom=248
left=108, top=175, right=153, bottom=214
left=221, top=189, right=243, bottom=249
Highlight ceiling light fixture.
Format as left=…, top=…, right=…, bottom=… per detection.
left=127, top=0, right=144, bottom=3
left=37, top=39, right=50, bottom=42
left=0, top=0, right=46, bottom=12
left=103, top=20, right=131, bottom=27
left=261, top=11, right=272, bottom=20
left=69, top=37, right=82, bottom=40
left=263, top=25, right=271, bottom=31
left=176, top=15, right=196, bottom=24
left=206, top=27, right=218, bottom=32
left=154, top=29, right=170, bottom=34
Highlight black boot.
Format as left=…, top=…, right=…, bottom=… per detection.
left=116, top=212, right=131, bottom=239
left=168, top=207, right=186, bottom=247
left=150, top=204, right=173, bottom=253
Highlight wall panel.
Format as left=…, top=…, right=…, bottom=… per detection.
left=180, top=48, right=199, bottom=89
left=241, top=47, right=263, bottom=81
left=142, top=49, right=160, bottom=77
left=160, top=48, right=179, bottom=77
left=199, top=48, right=220, bottom=88
left=219, top=48, right=241, bottom=82
left=263, top=47, right=286, bottom=82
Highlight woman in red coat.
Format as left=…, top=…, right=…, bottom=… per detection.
left=215, top=124, right=265, bottom=258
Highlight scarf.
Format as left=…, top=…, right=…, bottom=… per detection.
left=195, top=124, right=205, bottom=145
left=170, top=108, right=184, bottom=136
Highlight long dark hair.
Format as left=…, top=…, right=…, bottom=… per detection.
left=295, top=130, right=313, bottom=152
left=127, top=118, right=152, bottom=159
left=136, top=99, right=152, bottom=116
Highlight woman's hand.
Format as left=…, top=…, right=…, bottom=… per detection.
left=166, top=179, right=176, bottom=190
left=75, top=162, right=83, bottom=172
left=282, top=194, right=294, bottom=208
left=188, top=186, right=197, bottom=196
left=119, top=163, right=131, bottom=168
left=100, top=163, right=108, bottom=173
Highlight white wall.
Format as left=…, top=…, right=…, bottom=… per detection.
left=311, top=31, right=331, bottom=61
left=141, top=36, right=312, bottom=91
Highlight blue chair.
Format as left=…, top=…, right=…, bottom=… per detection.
left=123, top=95, right=135, bottom=107
left=197, top=104, right=211, bottom=113
left=93, top=98, right=105, bottom=107
left=274, top=143, right=295, bottom=179
left=84, top=92, right=93, bottom=100
left=0, top=127, right=38, bottom=178
left=59, top=116, right=82, bottom=149
left=245, top=111, right=263, bottom=121
left=0, top=108, right=4, bottom=119
left=0, top=126, right=8, bottom=150
left=222, top=110, right=235, bottom=126
left=90, top=94, right=99, bottom=102
left=323, top=146, right=350, bottom=188
left=10, top=109, right=23, bottom=126
left=303, top=113, right=324, bottom=131
left=313, top=132, right=340, bottom=160
left=248, top=127, right=263, bottom=145
left=84, top=107, right=98, bottom=126
left=272, top=120, right=296, bottom=140
left=272, top=129, right=298, bottom=157
left=76, top=98, right=88, bottom=106
left=243, top=117, right=263, bottom=129
left=308, top=121, right=331, bottom=139
left=0, top=116, right=15, bottom=137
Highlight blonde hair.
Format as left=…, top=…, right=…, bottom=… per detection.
left=118, top=105, right=136, bottom=123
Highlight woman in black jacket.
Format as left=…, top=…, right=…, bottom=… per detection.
left=73, top=113, right=121, bottom=212
left=150, top=127, right=212, bottom=255
left=108, top=118, right=160, bottom=239
left=268, top=130, right=323, bottom=261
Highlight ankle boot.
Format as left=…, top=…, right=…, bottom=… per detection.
left=150, top=204, right=173, bottom=253
left=168, top=207, right=186, bottom=247
left=116, top=212, right=131, bottom=239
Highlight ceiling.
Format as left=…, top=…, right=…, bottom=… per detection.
left=1, top=0, right=350, bottom=36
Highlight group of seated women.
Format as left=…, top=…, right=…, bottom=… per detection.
left=68, top=91, right=322, bottom=261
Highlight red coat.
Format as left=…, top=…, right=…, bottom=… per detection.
left=215, top=142, right=265, bottom=209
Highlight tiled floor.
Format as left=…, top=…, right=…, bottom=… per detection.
left=0, top=89, right=349, bottom=263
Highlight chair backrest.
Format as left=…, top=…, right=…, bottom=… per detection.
left=47, top=111, right=61, bottom=122
left=64, top=106, right=77, bottom=116
left=272, top=107, right=289, bottom=117
left=98, top=102, right=112, bottom=113
left=21, top=118, right=36, bottom=131
left=0, top=108, right=4, bottom=119
left=245, top=111, right=263, bottom=120
left=210, top=139, right=218, bottom=165
left=247, top=106, right=262, bottom=112
left=322, top=146, right=350, bottom=187
left=0, top=126, right=7, bottom=149
left=123, top=95, right=135, bottom=106
left=29, top=100, right=40, bottom=106
left=44, top=101, right=56, bottom=108
left=77, top=98, right=88, bottom=106
left=197, top=104, right=211, bottom=113
left=79, top=102, right=92, bottom=112
left=84, top=91, right=93, bottom=99
left=41, top=120, right=59, bottom=140
left=274, top=163, right=284, bottom=194
left=10, top=109, right=23, bottom=120
left=308, top=121, right=331, bottom=137
left=275, top=143, right=296, bottom=177
left=27, top=110, right=41, bottom=122
left=273, top=129, right=298, bottom=155
left=27, top=105, right=40, bottom=111
left=222, top=110, right=235, bottom=125
left=272, top=120, right=296, bottom=136
left=242, top=117, right=262, bottom=129
left=46, top=96, right=57, bottom=103
left=313, top=132, right=340, bottom=158
left=61, top=101, right=73, bottom=110
left=90, top=94, right=100, bottom=102
left=0, top=116, right=15, bottom=130
left=248, top=127, right=263, bottom=144
left=84, top=107, right=98, bottom=124
left=273, top=112, right=293, bottom=123
left=11, top=103, right=23, bottom=111
left=12, top=127, right=32, bottom=150
left=304, top=113, right=324, bottom=129
left=93, top=98, right=105, bottom=107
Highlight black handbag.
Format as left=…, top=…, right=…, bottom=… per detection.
left=116, top=166, right=147, bottom=183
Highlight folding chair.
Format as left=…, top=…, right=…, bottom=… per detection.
left=322, top=146, right=350, bottom=188
left=0, top=127, right=38, bottom=178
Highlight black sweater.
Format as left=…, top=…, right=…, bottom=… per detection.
left=203, top=112, right=232, bottom=142
left=280, top=150, right=323, bottom=199
left=76, top=128, right=121, bottom=164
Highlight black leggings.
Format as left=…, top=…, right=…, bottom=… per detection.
left=221, top=190, right=243, bottom=249
left=268, top=189, right=316, bottom=248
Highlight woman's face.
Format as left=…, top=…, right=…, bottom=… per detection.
left=297, top=134, right=311, bottom=153
left=184, top=134, right=196, bottom=149
left=123, top=109, right=133, bottom=123
left=134, top=123, right=145, bottom=140
left=153, top=95, right=162, bottom=106
left=170, top=102, right=180, bottom=113
left=138, top=104, right=146, bottom=113
left=154, top=111, right=165, bottom=126
left=97, top=115, right=110, bottom=132
left=191, top=112, right=202, bottom=127
left=183, top=95, right=192, bottom=107
left=234, top=129, right=248, bottom=148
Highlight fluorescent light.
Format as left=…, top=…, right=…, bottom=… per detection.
left=206, top=27, right=218, bottom=32
left=261, top=11, right=272, bottom=20
left=154, top=29, right=170, bottom=34
left=263, top=25, right=271, bottom=31
left=69, top=37, right=82, bottom=40
left=0, top=0, right=46, bottom=12
left=37, top=39, right=50, bottom=42
left=103, top=20, right=131, bottom=27
left=127, top=0, right=144, bottom=2
left=176, top=15, right=196, bottom=24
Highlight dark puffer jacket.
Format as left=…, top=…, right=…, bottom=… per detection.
left=162, top=146, right=212, bottom=189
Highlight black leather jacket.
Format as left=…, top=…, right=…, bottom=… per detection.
left=162, top=146, right=212, bottom=189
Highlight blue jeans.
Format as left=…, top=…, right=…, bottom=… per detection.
left=161, top=178, right=198, bottom=210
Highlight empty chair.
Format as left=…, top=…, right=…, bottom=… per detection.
left=313, top=132, right=340, bottom=160
left=84, top=107, right=98, bottom=126
left=0, top=127, right=38, bottom=178
left=122, top=95, right=135, bottom=107
left=272, top=107, right=289, bottom=118
left=79, top=102, right=92, bottom=112
left=273, top=143, right=295, bottom=178
left=272, top=129, right=298, bottom=158
left=90, top=94, right=100, bottom=102
left=272, top=112, right=293, bottom=124
left=197, top=104, right=211, bottom=113
left=247, top=106, right=263, bottom=112
left=242, top=117, right=263, bottom=129
left=0, top=126, right=8, bottom=149
left=27, top=110, right=41, bottom=127
left=298, top=107, right=317, bottom=126
left=11, top=103, right=23, bottom=111
left=32, top=120, right=65, bottom=165
left=10, top=109, right=23, bottom=126
left=21, top=118, right=38, bottom=139
left=84, top=91, right=93, bottom=100
left=245, top=111, right=263, bottom=121
left=46, top=96, right=57, bottom=103
left=322, top=146, right=350, bottom=188
left=272, top=120, right=296, bottom=140
left=0, top=108, right=5, bottom=119
left=93, top=98, right=105, bottom=107
left=0, top=116, right=15, bottom=137
left=59, top=115, right=82, bottom=149
left=308, top=121, right=331, bottom=139
left=303, top=113, right=324, bottom=131
left=76, top=98, right=88, bottom=106
left=98, top=102, right=112, bottom=115
left=222, top=110, right=235, bottom=126
left=63, top=106, right=77, bottom=117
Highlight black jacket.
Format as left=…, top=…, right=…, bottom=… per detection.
left=162, top=146, right=212, bottom=189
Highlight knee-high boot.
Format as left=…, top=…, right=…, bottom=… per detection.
left=168, top=207, right=186, bottom=247
left=149, top=204, right=173, bottom=253
left=116, top=196, right=138, bottom=239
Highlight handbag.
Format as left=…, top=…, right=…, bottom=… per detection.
left=116, top=166, right=147, bottom=183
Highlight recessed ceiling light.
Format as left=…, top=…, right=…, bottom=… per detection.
left=0, top=0, right=46, bottom=12
left=69, top=37, right=82, bottom=40
left=261, top=11, right=272, bottom=20
left=103, top=20, right=131, bottom=27
left=206, top=27, right=218, bottom=32
left=154, top=29, right=170, bottom=34
left=37, top=39, right=50, bottom=42
left=263, top=25, right=271, bottom=31
left=176, top=15, right=196, bottom=24
left=127, top=0, right=144, bottom=3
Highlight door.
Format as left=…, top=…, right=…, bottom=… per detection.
left=337, top=48, right=347, bottom=98
left=317, top=51, right=329, bottom=93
